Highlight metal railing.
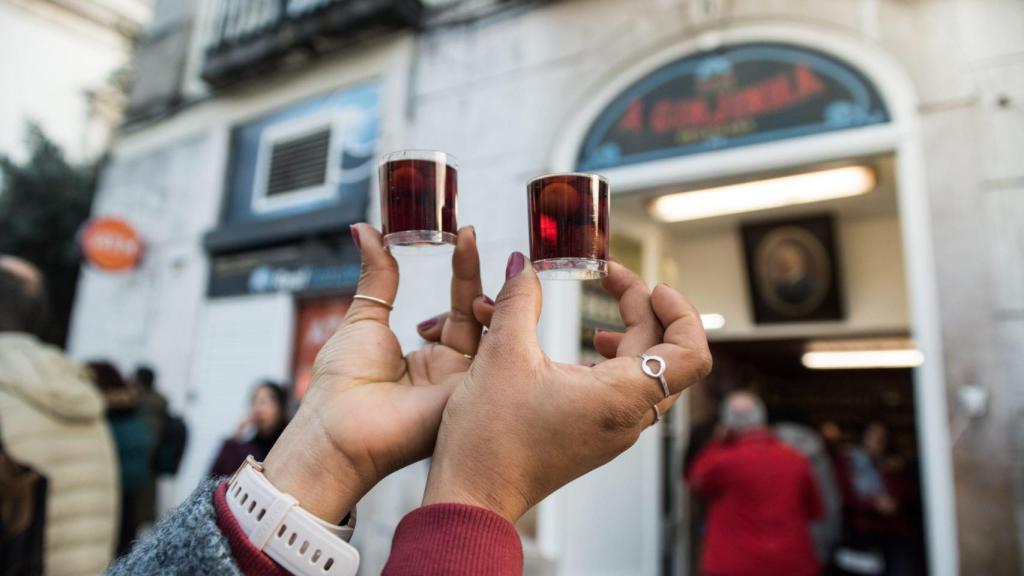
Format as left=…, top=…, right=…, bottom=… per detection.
left=204, top=0, right=342, bottom=51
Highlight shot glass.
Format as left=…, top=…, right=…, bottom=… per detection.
left=527, top=172, right=609, bottom=280
left=379, top=150, right=458, bottom=248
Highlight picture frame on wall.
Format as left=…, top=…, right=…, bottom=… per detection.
left=741, top=214, right=844, bottom=324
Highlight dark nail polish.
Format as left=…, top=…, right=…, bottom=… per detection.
left=506, top=251, right=525, bottom=280
left=481, top=295, right=495, bottom=306
left=350, top=225, right=362, bottom=250
left=417, top=317, right=438, bottom=331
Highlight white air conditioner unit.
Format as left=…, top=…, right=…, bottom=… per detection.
left=251, top=113, right=344, bottom=213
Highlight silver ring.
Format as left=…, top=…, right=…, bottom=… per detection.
left=353, top=294, right=394, bottom=310
left=640, top=353, right=671, bottom=398
left=651, top=404, right=662, bottom=425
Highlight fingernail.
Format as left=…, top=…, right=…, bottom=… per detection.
left=417, top=317, right=438, bottom=331
left=481, top=295, right=494, bottom=306
left=350, top=225, right=362, bottom=250
left=469, top=226, right=477, bottom=240
left=506, top=251, right=525, bottom=279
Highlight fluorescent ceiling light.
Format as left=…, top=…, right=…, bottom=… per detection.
left=700, top=313, right=725, bottom=330
left=649, top=165, right=876, bottom=222
left=801, top=338, right=922, bottom=370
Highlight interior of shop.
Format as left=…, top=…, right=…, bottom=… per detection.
left=594, top=154, right=928, bottom=575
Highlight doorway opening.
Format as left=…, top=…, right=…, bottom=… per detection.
left=610, top=154, right=929, bottom=575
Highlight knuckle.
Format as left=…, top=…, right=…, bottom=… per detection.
left=494, top=283, right=535, bottom=307
left=447, top=307, right=476, bottom=325
left=695, top=346, right=713, bottom=379
left=596, top=395, right=645, bottom=432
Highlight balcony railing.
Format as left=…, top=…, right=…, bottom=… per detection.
left=201, top=0, right=424, bottom=86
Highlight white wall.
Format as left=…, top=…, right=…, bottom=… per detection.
left=68, top=129, right=225, bottom=412
left=668, top=213, right=910, bottom=340
left=176, top=294, right=294, bottom=502
left=0, top=2, right=133, bottom=161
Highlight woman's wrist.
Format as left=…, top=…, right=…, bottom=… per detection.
left=421, top=457, right=529, bottom=523
left=262, top=412, right=365, bottom=525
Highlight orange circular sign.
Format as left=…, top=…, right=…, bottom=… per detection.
left=81, top=217, right=143, bottom=271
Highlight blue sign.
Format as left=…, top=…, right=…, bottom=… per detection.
left=577, top=43, right=889, bottom=170
left=225, top=82, right=380, bottom=223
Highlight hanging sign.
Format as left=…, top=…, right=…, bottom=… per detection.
left=81, top=217, right=143, bottom=271
left=577, top=43, right=890, bottom=170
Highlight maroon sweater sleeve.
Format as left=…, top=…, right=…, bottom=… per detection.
left=213, top=481, right=291, bottom=576
left=382, top=503, right=523, bottom=575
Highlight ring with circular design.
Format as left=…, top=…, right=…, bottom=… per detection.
left=640, top=353, right=671, bottom=398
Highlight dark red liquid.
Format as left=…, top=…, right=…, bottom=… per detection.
left=380, top=158, right=457, bottom=237
left=527, top=174, right=609, bottom=262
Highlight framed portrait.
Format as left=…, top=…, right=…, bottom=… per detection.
left=741, top=214, right=844, bottom=323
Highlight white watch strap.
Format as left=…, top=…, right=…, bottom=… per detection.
left=226, top=461, right=359, bottom=576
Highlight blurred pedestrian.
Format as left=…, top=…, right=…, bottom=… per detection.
left=131, top=366, right=168, bottom=532
left=209, top=381, right=289, bottom=477
left=687, top=391, right=823, bottom=576
left=835, top=421, right=916, bottom=576
left=775, top=418, right=843, bottom=567
left=88, top=361, right=156, bottom=557
left=0, top=256, right=119, bottom=575
left=1, top=434, right=47, bottom=576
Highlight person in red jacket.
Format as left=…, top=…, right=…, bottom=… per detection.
left=687, top=391, right=823, bottom=576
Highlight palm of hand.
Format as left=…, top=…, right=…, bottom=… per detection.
left=303, top=318, right=470, bottom=487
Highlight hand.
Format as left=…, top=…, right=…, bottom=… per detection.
left=874, top=494, right=897, bottom=515
left=232, top=416, right=255, bottom=441
left=262, top=224, right=484, bottom=523
left=422, top=253, right=712, bottom=522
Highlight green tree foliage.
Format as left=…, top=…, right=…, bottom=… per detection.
left=0, top=124, right=100, bottom=345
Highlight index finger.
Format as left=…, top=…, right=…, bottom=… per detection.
left=591, top=284, right=711, bottom=411
left=441, top=226, right=484, bottom=355
left=601, top=260, right=662, bottom=357
left=344, top=223, right=399, bottom=325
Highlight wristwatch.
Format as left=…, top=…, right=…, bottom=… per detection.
left=227, top=456, right=359, bottom=575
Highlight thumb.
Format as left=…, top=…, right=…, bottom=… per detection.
left=481, top=251, right=542, bottom=354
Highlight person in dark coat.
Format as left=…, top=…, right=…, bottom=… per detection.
left=87, top=360, right=156, bottom=557
left=687, top=391, right=823, bottom=576
left=209, top=381, right=289, bottom=477
left=836, top=421, right=917, bottom=576
left=132, top=366, right=168, bottom=530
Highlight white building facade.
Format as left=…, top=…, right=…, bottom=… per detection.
left=0, top=0, right=151, bottom=162
left=69, top=1, right=1024, bottom=574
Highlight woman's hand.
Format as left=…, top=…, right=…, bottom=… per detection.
left=262, top=224, right=483, bottom=524
left=422, top=253, right=712, bottom=522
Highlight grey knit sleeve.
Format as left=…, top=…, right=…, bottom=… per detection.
left=107, top=478, right=242, bottom=576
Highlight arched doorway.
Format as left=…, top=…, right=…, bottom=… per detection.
left=541, top=23, right=956, bottom=576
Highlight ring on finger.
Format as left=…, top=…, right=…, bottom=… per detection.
left=462, top=353, right=474, bottom=360
left=353, top=294, right=394, bottom=310
left=640, top=353, right=671, bottom=398
left=651, top=404, right=662, bottom=426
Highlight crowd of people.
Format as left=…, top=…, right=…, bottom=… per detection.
left=0, top=254, right=309, bottom=575
left=0, top=256, right=189, bottom=573
left=686, top=391, right=920, bottom=576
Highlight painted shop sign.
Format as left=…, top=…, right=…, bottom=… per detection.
left=577, top=43, right=890, bottom=170
left=80, top=217, right=143, bottom=272
left=207, top=238, right=360, bottom=298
